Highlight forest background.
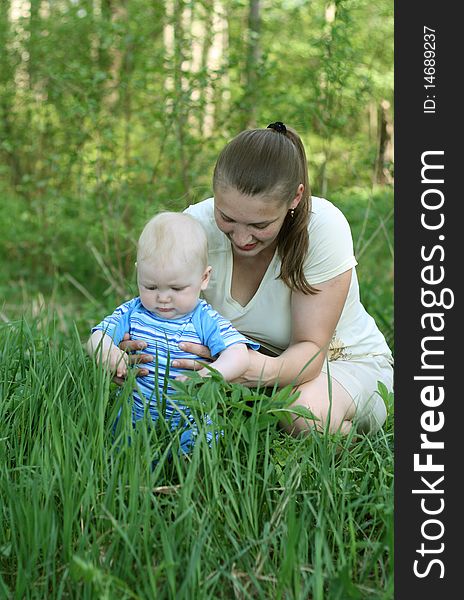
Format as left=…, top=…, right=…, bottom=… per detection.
left=0, top=0, right=393, bottom=346
left=0, top=1, right=394, bottom=598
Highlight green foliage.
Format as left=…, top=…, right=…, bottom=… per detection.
left=0, top=318, right=394, bottom=598
left=1, top=0, right=393, bottom=194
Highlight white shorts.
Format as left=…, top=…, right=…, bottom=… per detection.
left=321, top=354, right=394, bottom=434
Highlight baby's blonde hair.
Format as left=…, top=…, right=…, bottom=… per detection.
left=137, top=211, right=208, bottom=271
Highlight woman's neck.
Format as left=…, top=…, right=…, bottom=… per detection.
left=230, top=242, right=277, bottom=307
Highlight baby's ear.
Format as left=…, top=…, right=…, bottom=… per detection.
left=201, top=266, right=212, bottom=291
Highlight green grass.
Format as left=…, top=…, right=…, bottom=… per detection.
left=0, top=317, right=394, bottom=599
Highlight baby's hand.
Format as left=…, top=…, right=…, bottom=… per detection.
left=109, top=348, right=129, bottom=378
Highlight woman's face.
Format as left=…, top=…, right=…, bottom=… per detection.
left=214, top=187, right=296, bottom=258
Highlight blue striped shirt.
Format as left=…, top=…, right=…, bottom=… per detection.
left=92, top=298, right=259, bottom=427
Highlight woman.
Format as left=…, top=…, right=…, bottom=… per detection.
left=122, top=122, right=393, bottom=435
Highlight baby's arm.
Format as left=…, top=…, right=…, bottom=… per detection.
left=198, top=343, right=249, bottom=382
left=86, top=330, right=128, bottom=378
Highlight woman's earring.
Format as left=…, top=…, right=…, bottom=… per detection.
left=289, top=208, right=295, bottom=218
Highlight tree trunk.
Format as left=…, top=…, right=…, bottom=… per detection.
left=173, top=0, right=190, bottom=195
left=27, top=0, right=41, bottom=90
left=375, top=99, right=393, bottom=184
left=197, top=1, right=215, bottom=137
left=242, top=0, right=261, bottom=129
left=0, top=0, right=23, bottom=187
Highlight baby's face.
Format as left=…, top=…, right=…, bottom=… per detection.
left=137, top=259, right=211, bottom=319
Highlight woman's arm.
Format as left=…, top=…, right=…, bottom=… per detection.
left=260, top=269, right=352, bottom=386
left=229, top=269, right=352, bottom=388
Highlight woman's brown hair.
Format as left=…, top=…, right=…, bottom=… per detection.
left=213, top=125, right=318, bottom=295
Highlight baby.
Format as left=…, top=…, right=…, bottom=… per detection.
left=87, top=212, right=258, bottom=448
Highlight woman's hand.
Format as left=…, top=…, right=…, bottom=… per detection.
left=172, top=342, right=213, bottom=382
left=171, top=342, right=213, bottom=371
left=113, top=333, right=152, bottom=386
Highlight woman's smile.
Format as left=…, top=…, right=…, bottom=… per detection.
left=232, top=240, right=258, bottom=252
